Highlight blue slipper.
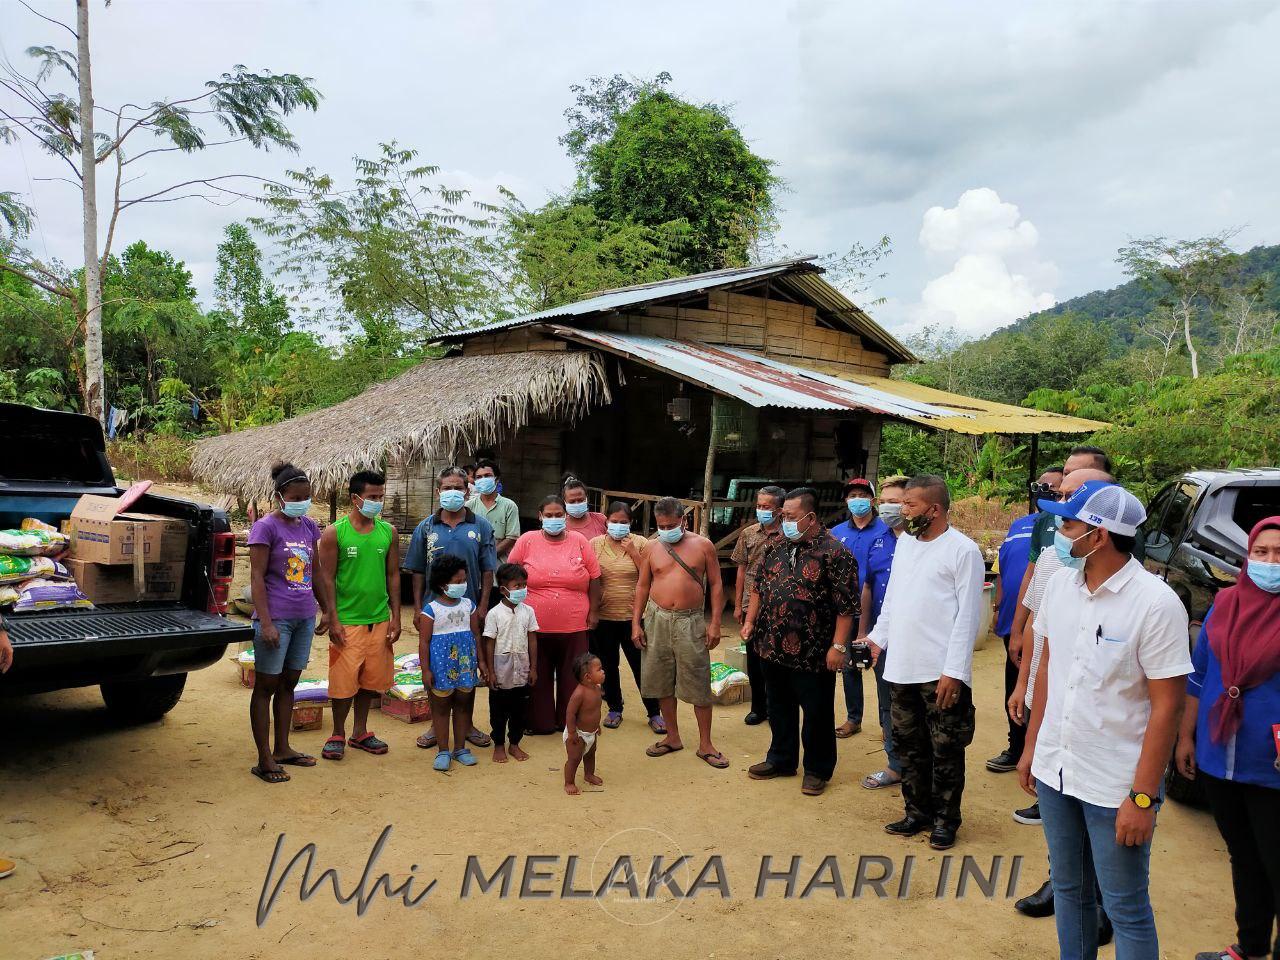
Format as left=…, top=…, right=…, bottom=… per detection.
left=452, top=748, right=478, bottom=767
left=432, top=750, right=451, bottom=772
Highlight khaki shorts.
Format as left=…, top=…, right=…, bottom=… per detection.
left=640, top=601, right=712, bottom=707
left=328, top=621, right=394, bottom=700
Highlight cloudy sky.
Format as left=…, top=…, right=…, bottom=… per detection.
left=3, top=0, right=1279, bottom=338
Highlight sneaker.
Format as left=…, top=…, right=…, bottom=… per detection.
left=0, top=857, right=14, bottom=880
left=986, top=749, right=1019, bottom=773
left=1013, top=802, right=1042, bottom=825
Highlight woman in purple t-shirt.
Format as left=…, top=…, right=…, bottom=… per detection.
left=247, top=462, right=328, bottom=783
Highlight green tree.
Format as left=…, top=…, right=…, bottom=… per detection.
left=212, top=223, right=290, bottom=339
left=0, top=2, right=320, bottom=423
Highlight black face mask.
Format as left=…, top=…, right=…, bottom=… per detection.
left=903, top=509, right=933, bottom=537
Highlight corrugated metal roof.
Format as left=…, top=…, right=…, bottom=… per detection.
left=437, top=258, right=812, bottom=341
left=553, top=329, right=1107, bottom=435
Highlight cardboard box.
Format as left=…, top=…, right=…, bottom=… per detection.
left=292, top=702, right=327, bottom=731
left=721, top=642, right=748, bottom=674
left=380, top=693, right=431, bottom=723
left=68, top=495, right=188, bottom=565
left=67, top=558, right=184, bottom=604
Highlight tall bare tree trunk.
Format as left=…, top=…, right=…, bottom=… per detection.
left=77, top=0, right=105, bottom=425
left=1180, top=303, right=1200, bottom=379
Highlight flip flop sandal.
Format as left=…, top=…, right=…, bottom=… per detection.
left=0, top=858, right=15, bottom=880
left=696, top=751, right=730, bottom=769
left=604, top=711, right=623, bottom=729
left=416, top=732, right=438, bottom=749
left=862, top=770, right=903, bottom=790
left=648, top=715, right=667, bottom=734
left=275, top=753, right=317, bottom=767
left=465, top=729, right=493, bottom=748
left=348, top=732, right=389, bottom=755
left=646, top=741, right=684, bottom=758
left=452, top=748, right=478, bottom=767
left=432, top=750, right=452, bottom=772
left=1195, top=948, right=1247, bottom=960
left=251, top=765, right=291, bottom=784
left=322, top=736, right=345, bottom=760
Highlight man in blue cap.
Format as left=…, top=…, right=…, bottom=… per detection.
left=1019, top=480, right=1191, bottom=960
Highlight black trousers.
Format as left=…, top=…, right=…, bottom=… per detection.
left=489, top=685, right=531, bottom=747
left=762, top=659, right=837, bottom=780
left=890, top=680, right=976, bottom=830
left=590, top=619, right=661, bottom=718
left=746, top=641, right=769, bottom=717
left=1000, top=634, right=1026, bottom=760
left=1202, top=772, right=1280, bottom=959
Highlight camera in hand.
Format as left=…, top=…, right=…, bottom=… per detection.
left=849, top=641, right=874, bottom=669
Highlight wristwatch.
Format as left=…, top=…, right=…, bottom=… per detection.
left=1128, top=790, right=1155, bottom=809
left=832, top=642, right=848, bottom=654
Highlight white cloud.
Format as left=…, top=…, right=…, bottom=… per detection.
left=892, top=188, right=1058, bottom=336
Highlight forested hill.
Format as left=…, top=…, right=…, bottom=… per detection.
left=1002, top=242, right=1280, bottom=346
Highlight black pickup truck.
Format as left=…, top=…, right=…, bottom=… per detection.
left=0, top=403, right=252, bottom=722
left=1140, top=468, right=1280, bottom=802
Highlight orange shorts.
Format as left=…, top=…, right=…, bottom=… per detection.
left=328, top=621, right=394, bottom=700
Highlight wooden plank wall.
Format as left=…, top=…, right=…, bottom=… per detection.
left=489, top=419, right=563, bottom=520
left=383, top=452, right=452, bottom=532
left=461, top=328, right=568, bottom=356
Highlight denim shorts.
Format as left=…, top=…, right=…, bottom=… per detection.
left=252, top=617, right=316, bottom=675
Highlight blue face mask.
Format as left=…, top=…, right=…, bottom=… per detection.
left=542, top=516, right=566, bottom=536
left=1248, top=560, right=1280, bottom=593
left=1054, top=527, right=1099, bottom=570
left=443, top=582, right=468, bottom=600
left=565, top=501, right=589, bottom=518
left=474, top=476, right=497, bottom=496
left=756, top=508, right=774, bottom=526
left=782, top=513, right=813, bottom=542
left=847, top=497, right=873, bottom=517
left=657, top=526, right=684, bottom=544
left=356, top=495, right=383, bottom=519
left=440, top=489, right=466, bottom=512
left=504, top=586, right=528, bottom=604
left=281, top=498, right=311, bottom=519
left=607, top=522, right=631, bottom=540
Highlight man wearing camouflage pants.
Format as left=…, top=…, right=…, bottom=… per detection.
left=867, top=475, right=985, bottom=850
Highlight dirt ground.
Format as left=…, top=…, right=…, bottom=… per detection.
left=2, top=603, right=1234, bottom=960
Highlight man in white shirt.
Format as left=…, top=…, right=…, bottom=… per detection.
left=868, top=474, right=985, bottom=851
left=1019, top=481, right=1191, bottom=960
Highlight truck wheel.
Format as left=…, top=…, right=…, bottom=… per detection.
left=101, top=674, right=188, bottom=724
left=1164, top=756, right=1205, bottom=807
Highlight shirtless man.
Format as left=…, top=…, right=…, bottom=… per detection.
left=632, top=496, right=727, bottom=768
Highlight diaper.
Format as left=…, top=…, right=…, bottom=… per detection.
left=564, top=728, right=599, bottom=751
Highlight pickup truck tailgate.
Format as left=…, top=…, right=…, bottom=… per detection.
left=8, top=604, right=252, bottom=667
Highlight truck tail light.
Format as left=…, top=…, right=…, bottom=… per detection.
left=208, top=531, right=236, bottom=614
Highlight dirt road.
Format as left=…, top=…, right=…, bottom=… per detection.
left=2, top=619, right=1231, bottom=959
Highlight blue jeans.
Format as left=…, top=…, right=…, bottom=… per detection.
left=1037, top=778, right=1157, bottom=960
left=873, top=655, right=901, bottom=773
left=841, top=665, right=864, bottom=723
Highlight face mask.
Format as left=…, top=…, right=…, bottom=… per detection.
left=443, top=582, right=468, bottom=600
left=504, top=586, right=528, bottom=604
left=607, top=522, right=631, bottom=540
left=782, top=513, right=813, bottom=542
left=847, top=497, right=873, bottom=517
left=356, top=495, right=383, bottom=519
left=1054, top=527, right=1099, bottom=570
left=756, top=508, right=774, bottom=526
left=439, top=489, right=466, bottom=512
left=542, top=516, right=566, bottom=535
left=878, top=503, right=904, bottom=528
left=565, top=501, right=589, bottom=518
left=1248, top=559, right=1280, bottom=593
left=281, top=498, right=311, bottom=519
left=474, top=476, right=497, bottom=496
left=657, top=526, right=684, bottom=544
left=903, top=511, right=932, bottom=537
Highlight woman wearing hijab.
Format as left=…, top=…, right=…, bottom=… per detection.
left=1177, top=517, right=1280, bottom=960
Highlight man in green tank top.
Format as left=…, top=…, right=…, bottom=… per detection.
left=317, top=470, right=401, bottom=760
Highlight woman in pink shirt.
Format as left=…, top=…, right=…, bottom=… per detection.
left=508, top=495, right=602, bottom=733
left=562, top=474, right=608, bottom=540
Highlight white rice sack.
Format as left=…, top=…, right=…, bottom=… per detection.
left=709, top=661, right=749, bottom=698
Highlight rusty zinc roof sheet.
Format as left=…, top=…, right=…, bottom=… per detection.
left=554, top=329, right=1107, bottom=435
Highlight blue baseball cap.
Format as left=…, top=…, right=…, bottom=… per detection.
left=1037, top=480, right=1146, bottom=537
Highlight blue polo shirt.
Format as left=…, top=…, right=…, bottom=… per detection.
left=1188, top=605, right=1280, bottom=789
left=831, top=515, right=890, bottom=589
left=403, top=508, right=497, bottom=605
left=855, top=528, right=898, bottom=628
left=994, top=513, right=1037, bottom=637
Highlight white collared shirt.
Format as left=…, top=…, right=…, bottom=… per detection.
left=1031, top=557, right=1192, bottom=808
left=868, top=525, right=985, bottom=686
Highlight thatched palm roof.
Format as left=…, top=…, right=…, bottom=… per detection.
left=192, top=351, right=610, bottom=501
